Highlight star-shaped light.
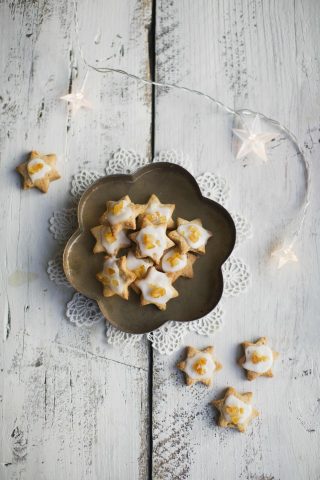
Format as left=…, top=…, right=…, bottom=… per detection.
left=233, top=115, right=277, bottom=162
left=271, top=244, right=298, bottom=269
left=60, top=71, right=92, bottom=113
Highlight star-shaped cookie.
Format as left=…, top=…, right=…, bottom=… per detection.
left=238, top=337, right=279, bottom=381
left=126, top=250, right=153, bottom=293
left=96, top=256, right=136, bottom=300
left=91, top=224, right=131, bottom=256
left=100, top=195, right=146, bottom=234
left=160, top=247, right=197, bottom=282
left=212, top=387, right=259, bottom=432
left=16, top=150, right=61, bottom=193
left=134, top=266, right=178, bottom=310
left=130, top=225, right=175, bottom=264
left=138, top=194, right=175, bottom=228
left=168, top=218, right=212, bottom=254
left=177, top=346, right=222, bottom=387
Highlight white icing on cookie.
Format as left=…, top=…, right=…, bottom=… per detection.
left=136, top=267, right=176, bottom=306
left=126, top=250, right=152, bottom=278
left=107, top=199, right=133, bottom=225
left=102, top=257, right=126, bottom=295
left=136, top=225, right=168, bottom=261
left=144, top=201, right=171, bottom=223
left=224, top=395, right=252, bottom=425
left=177, top=222, right=211, bottom=249
left=243, top=345, right=273, bottom=373
left=161, top=248, right=187, bottom=273
left=27, top=158, right=51, bottom=182
left=184, top=352, right=216, bottom=380
left=100, top=226, right=130, bottom=255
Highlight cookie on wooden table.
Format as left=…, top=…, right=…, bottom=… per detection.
left=138, top=194, right=175, bottom=228
left=177, top=346, right=222, bottom=387
left=159, top=247, right=197, bottom=282
left=212, top=387, right=259, bottom=432
left=91, top=224, right=131, bottom=256
left=134, top=266, right=178, bottom=310
left=96, top=256, right=136, bottom=300
left=130, top=225, right=174, bottom=264
left=16, top=150, right=61, bottom=193
left=168, top=218, right=212, bottom=254
left=238, top=337, right=279, bottom=381
left=100, top=195, right=145, bottom=234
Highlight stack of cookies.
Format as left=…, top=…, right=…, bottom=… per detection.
left=91, top=194, right=213, bottom=310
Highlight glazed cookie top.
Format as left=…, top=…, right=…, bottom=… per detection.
left=169, top=218, right=212, bottom=254
left=161, top=248, right=188, bottom=273
left=100, top=195, right=145, bottom=234
left=16, top=150, right=61, bottom=193
left=131, top=225, right=174, bottom=263
left=212, top=387, right=259, bottom=432
left=135, top=267, right=178, bottom=309
left=239, top=337, right=279, bottom=380
left=126, top=250, right=153, bottom=279
left=183, top=351, right=216, bottom=381
left=243, top=344, right=273, bottom=374
left=107, top=197, right=133, bottom=225
left=91, top=225, right=131, bottom=256
left=223, top=395, right=253, bottom=427
left=96, top=256, right=136, bottom=299
left=27, top=157, right=51, bottom=181
left=177, top=346, right=222, bottom=387
left=139, top=194, right=175, bottom=228
left=177, top=221, right=212, bottom=249
left=98, top=257, right=128, bottom=295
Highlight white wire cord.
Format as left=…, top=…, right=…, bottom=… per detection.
left=71, top=0, right=311, bottom=250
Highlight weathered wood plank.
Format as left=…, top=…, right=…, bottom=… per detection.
left=153, top=1, right=320, bottom=479
left=0, top=1, right=152, bottom=479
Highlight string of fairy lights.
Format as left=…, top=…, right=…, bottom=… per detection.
left=60, top=0, right=311, bottom=270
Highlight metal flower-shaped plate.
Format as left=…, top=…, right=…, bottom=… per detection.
left=63, top=163, right=236, bottom=334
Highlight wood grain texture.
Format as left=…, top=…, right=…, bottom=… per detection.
left=1, top=0, right=320, bottom=479
left=0, top=0, right=152, bottom=479
left=153, top=1, right=320, bottom=479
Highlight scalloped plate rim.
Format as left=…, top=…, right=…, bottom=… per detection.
left=63, top=162, right=236, bottom=333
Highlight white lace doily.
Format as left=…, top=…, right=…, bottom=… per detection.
left=48, top=149, right=252, bottom=354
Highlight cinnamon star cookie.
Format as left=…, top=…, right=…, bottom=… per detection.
left=134, top=266, right=178, bottom=310
left=16, top=150, right=61, bottom=193
left=168, top=218, right=212, bottom=254
left=126, top=250, right=153, bottom=293
left=130, top=225, right=175, bottom=264
left=91, top=225, right=131, bottom=256
left=160, top=247, right=197, bottom=282
left=212, top=387, right=259, bottom=432
left=96, top=256, right=136, bottom=300
left=100, top=195, right=145, bottom=234
left=177, top=346, right=222, bottom=387
left=238, top=337, right=279, bottom=381
left=139, top=194, right=175, bottom=228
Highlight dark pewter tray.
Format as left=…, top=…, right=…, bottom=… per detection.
left=63, top=162, right=236, bottom=334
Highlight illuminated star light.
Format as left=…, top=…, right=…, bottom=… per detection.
left=233, top=115, right=277, bottom=162
left=271, top=244, right=298, bottom=269
left=60, top=71, right=92, bottom=113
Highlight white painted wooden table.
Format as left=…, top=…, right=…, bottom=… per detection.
left=1, top=1, right=319, bottom=479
